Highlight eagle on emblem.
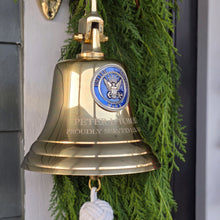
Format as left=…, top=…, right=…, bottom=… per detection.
left=104, top=77, right=123, bottom=99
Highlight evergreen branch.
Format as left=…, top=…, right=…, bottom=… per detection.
left=49, top=0, right=187, bottom=219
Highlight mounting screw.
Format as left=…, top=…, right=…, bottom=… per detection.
left=73, top=34, right=84, bottom=41
left=101, top=36, right=109, bottom=42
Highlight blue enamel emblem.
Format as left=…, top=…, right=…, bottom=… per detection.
left=91, top=64, right=130, bottom=111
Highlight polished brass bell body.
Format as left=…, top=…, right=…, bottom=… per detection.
left=22, top=0, right=160, bottom=176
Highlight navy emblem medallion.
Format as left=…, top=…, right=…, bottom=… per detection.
left=91, top=64, right=130, bottom=112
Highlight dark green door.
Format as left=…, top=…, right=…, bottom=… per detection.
left=173, top=1, right=197, bottom=219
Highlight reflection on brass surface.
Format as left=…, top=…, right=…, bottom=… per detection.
left=23, top=153, right=159, bottom=176
left=22, top=0, right=160, bottom=176
left=36, top=0, right=62, bottom=20
left=38, top=139, right=142, bottom=145
left=22, top=59, right=160, bottom=176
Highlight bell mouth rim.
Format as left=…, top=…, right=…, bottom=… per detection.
left=22, top=159, right=161, bottom=177
left=22, top=139, right=161, bottom=176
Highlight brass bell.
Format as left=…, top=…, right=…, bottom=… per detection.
left=22, top=0, right=160, bottom=176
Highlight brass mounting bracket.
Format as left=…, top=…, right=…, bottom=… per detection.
left=36, top=0, right=62, bottom=20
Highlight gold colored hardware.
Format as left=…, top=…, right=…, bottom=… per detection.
left=102, top=36, right=109, bottom=42
left=73, top=34, right=84, bottom=42
left=90, top=0, right=97, bottom=13
left=89, top=177, right=101, bottom=192
left=36, top=0, right=62, bottom=20
left=74, top=0, right=108, bottom=59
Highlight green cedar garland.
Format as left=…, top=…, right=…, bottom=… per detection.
left=49, top=0, right=187, bottom=219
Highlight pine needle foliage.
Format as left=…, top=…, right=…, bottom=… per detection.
left=50, top=0, right=187, bottom=219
